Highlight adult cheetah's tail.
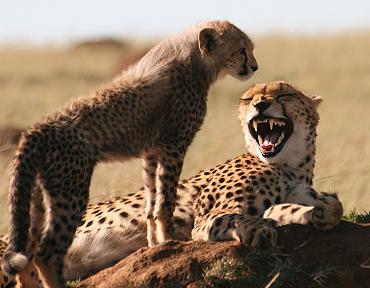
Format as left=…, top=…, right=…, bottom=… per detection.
left=1, top=130, right=42, bottom=276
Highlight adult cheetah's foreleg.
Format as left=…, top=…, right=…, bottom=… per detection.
left=142, top=153, right=159, bottom=247
left=263, top=188, right=343, bottom=230
left=153, top=145, right=185, bottom=245
left=192, top=211, right=277, bottom=249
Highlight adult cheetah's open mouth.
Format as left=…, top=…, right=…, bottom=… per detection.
left=248, top=117, right=293, bottom=157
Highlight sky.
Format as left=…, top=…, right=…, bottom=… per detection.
left=1, top=0, right=370, bottom=44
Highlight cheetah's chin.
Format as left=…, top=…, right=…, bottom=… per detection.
left=248, top=117, right=293, bottom=158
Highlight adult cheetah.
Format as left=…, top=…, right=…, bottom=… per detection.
left=62, top=81, right=342, bottom=279
left=0, top=81, right=343, bottom=286
left=1, top=21, right=257, bottom=287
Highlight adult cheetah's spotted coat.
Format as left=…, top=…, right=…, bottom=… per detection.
left=0, top=82, right=343, bottom=287
left=1, top=20, right=257, bottom=288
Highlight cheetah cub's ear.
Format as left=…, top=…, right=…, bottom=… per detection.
left=198, top=27, right=217, bottom=55
left=310, top=95, right=323, bottom=108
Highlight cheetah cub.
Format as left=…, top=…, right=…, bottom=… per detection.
left=2, top=20, right=257, bottom=287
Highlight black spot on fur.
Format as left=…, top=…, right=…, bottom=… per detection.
left=310, top=190, right=318, bottom=199
left=263, top=199, right=271, bottom=210
left=247, top=206, right=258, bottom=215
left=291, top=207, right=301, bottom=214
left=275, top=195, right=281, bottom=204
left=214, top=217, right=223, bottom=227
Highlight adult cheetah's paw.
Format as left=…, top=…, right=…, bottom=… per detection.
left=234, top=217, right=277, bottom=249
left=311, top=192, right=343, bottom=230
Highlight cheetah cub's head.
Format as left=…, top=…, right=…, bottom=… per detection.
left=238, top=81, right=322, bottom=167
left=198, top=21, right=257, bottom=81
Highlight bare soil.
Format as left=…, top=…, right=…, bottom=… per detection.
left=81, top=221, right=370, bottom=288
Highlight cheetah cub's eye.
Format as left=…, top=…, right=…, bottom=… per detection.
left=240, top=48, right=247, bottom=57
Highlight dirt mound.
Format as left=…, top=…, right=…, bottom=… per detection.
left=81, top=221, right=370, bottom=288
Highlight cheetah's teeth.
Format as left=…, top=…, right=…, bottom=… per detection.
left=253, top=121, right=258, bottom=131
left=275, top=132, right=285, bottom=146
left=258, top=135, right=263, bottom=145
left=272, top=119, right=286, bottom=127
left=269, top=120, right=274, bottom=130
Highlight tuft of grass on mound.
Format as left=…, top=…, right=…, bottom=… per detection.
left=342, top=210, right=370, bottom=223
left=66, top=279, right=81, bottom=288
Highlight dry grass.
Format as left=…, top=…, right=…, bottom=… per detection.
left=1, top=32, right=370, bottom=233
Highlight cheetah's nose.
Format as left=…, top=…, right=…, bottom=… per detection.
left=251, top=65, right=258, bottom=72
left=254, top=101, right=270, bottom=113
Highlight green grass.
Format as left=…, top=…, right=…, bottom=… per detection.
left=1, top=32, right=370, bottom=233
left=342, top=210, right=370, bottom=223
left=66, top=278, right=81, bottom=288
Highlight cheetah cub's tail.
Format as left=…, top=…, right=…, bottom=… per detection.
left=2, top=130, right=42, bottom=276
left=1, top=250, right=28, bottom=275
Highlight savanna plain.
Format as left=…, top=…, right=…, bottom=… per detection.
left=0, top=32, right=369, bottom=233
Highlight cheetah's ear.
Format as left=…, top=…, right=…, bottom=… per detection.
left=311, top=95, right=323, bottom=108
left=198, top=27, right=217, bottom=55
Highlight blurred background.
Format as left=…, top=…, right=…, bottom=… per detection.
left=1, top=0, right=370, bottom=232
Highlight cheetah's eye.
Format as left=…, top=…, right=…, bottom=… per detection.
left=241, top=94, right=253, bottom=102
left=276, top=93, right=297, bottom=103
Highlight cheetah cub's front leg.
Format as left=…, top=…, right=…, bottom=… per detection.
left=142, top=154, right=159, bottom=246
left=192, top=212, right=277, bottom=249
left=264, top=189, right=343, bottom=230
left=144, top=147, right=185, bottom=246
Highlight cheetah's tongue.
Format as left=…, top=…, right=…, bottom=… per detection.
left=261, top=140, right=274, bottom=152
left=260, top=133, right=281, bottom=152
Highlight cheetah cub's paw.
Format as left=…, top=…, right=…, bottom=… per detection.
left=311, top=192, right=343, bottom=230
left=233, top=216, right=277, bottom=249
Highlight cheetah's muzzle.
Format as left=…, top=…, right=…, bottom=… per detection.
left=248, top=116, right=293, bottom=157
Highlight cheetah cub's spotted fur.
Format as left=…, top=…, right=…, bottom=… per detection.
left=0, top=82, right=343, bottom=286
left=1, top=21, right=257, bottom=287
